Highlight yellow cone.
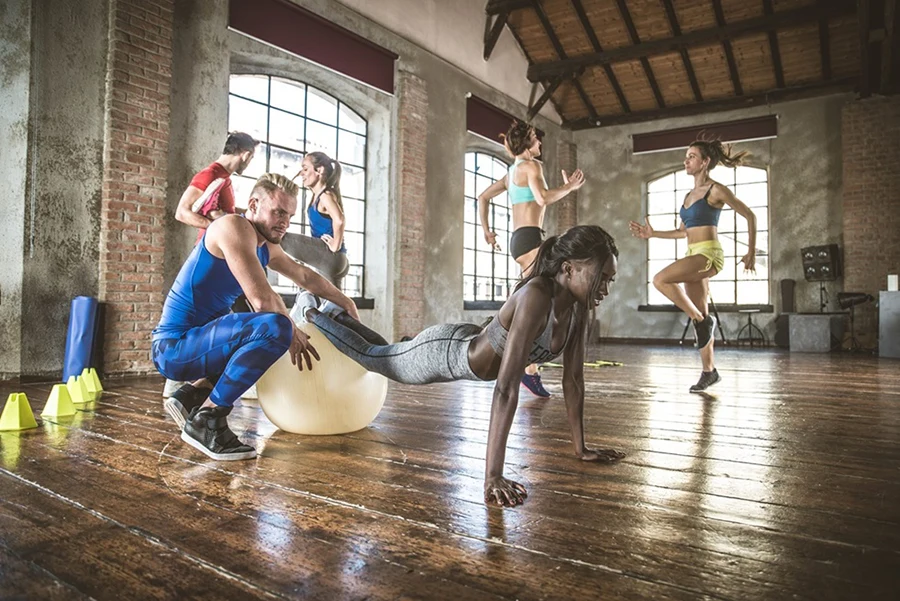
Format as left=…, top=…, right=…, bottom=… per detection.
left=66, top=375, right=89, bottom=404
left=88, top=367, right=103, bottom=392
left=0, top=393, right=39, bottom=431
left=81, top=368, right=100, bottom=399
left=80, top=375, right=96, bottom=401
left=42, top=384, right=77, bottom=418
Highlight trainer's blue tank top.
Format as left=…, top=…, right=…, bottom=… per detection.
left=153, top=232, right=269, bottom=340
left=308, top=191, right=347, bottom=253
left=507, top=159, right=547, bottom=205
left=679, top=185, right=721, bottom=228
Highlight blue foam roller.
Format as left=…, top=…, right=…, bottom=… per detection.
left=63, top=296, right=100, bottom=382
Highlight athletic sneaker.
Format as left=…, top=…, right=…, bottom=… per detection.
left=290, top=291, right=320, bottom=324
left=694, top=315, right=717, bottom=349
left=521, top=373, right=551, bottom=398
left=164, top=383, right=212, bottom=428
left=163, top=379, right=186, bottom=398
left=690, top=369, right=721, bottom=392
left=180, top=405, right=257, bottom=461
left=318, top=299, right=346, bottom=319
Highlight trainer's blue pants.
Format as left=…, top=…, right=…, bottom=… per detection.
left=151, top=313, right=293, bottom=407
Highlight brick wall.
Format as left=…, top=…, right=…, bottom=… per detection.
left=99, top=0, right=173, bottom=374
left=393, top=71, right=428, bottom=339
left=842, top=96, right=900, bottom=346
left=556, top=139, right=578, bottom=232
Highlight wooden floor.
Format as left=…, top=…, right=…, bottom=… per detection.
left=1, top=345, right=899, bottom=600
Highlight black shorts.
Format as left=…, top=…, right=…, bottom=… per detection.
left=509, top=226, right=544, bottom=260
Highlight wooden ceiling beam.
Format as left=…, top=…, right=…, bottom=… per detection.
left=883, top=0, right=899, bottom=93
left=614, top=0, right=665, bottom=108
left=571, top=0, right=631, bottom=113
left=527, top=1, right=856, bottom=82
left=483, top=11, right=509, bottom=61
left=485, top=0, right=533, bottom=17
left=858, top=0, right=877, bottom=97
left=660, top=0, right=703, bottom=102
left=762, top=0, right=786, bottom=88
left=527, top=76, right=566, bottom=121
left=501, top=7, right=569, bottom=121
left=564, top=77, right=856, bottom=129
left=712, top=0, right=744, bottom=96
left=530, top=0, right=600, bottom=123
left=819, top=0, right=833, bottom=80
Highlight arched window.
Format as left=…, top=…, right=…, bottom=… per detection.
left=645, top=165, right=769, bottom=305
left=227, top=74, right=368, bottom=298
left=463, top=152, right=518, bottom=307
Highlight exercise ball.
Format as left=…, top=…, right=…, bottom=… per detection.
left=256, top=321, right=388, bottom=435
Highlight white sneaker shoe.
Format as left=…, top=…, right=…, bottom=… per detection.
left=319, top=299, right=346, bottom=319
left=290, top=291, right=319, bottom=325
left=241, top=384, right=258, bottom=400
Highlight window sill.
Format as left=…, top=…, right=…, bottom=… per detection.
left=464, top=300, right=504, bottom=311
left=638, top=304, right=774, bottom=313
left=281, top=293, right=375, bottom=310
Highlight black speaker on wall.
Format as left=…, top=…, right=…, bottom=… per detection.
left=801, top=244, right=842, bottom=282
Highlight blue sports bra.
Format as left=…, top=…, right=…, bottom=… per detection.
left=680, top=184, right=721, bottom=228
left=507, top=159, right=548, bottom=205
left=308, top=191, right=346, bottom=253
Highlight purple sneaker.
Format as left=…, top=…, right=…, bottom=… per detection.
left=521, top=373, right=551, bottom=397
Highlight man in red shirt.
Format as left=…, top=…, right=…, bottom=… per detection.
left=175, top=131, right=259, bottom=243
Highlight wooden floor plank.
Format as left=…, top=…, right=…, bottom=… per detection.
left=2, top=345, right=899, bottom=600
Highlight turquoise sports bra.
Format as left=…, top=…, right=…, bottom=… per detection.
left=507, top=159, right=547, bottom=205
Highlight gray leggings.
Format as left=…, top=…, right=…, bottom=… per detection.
left=309, top=312, right=484, bottom=384
left=281, top=234, right=350, bottom=288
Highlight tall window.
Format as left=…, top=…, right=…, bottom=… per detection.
left=646, top=165, right=769, bottom=305
left=463, top=152, right=519, bottom=306
left=227, top=74, right=368, bottom=298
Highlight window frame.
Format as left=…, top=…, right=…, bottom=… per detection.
left=640, top=164, right=772, bottom=310
left=462, top=151, right=516, bottom=311
left=227, top=74, right=371, bottom=303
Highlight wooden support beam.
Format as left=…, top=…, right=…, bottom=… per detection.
left=763, top=0, right=786, bottom=88
left=660, top=0, right=702, bottom=102
left=485, top=0, right=532, bottom=16
left=564, top=78, right=856, bottom=129
left=819, top=0, right=833, bottom=80
left=527, top=77, right=566, bottom=121
left=571, top=0, right=631, bottom=113
left=883, top=0, right=899, bottom=92
left=614, top=0, right=665, bottom=108
left=856, top=0, right=896, bottom=96
left=712, top=0, right=744, bottom=96
left=531, top=0, right=600, bottom=122
left=504, top=5, right=568, bottom=120
left=483, top=11, right=508, bottom=61
left=528, top=2, right=856, bottom=82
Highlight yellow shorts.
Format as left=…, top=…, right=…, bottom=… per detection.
left=685, top=240, right=724, bottom=274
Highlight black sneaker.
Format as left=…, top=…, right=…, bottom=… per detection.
left=690, top=369, right=721, bottom=392
left=164, top=384, right=212, bottom=428
left=694, top=315, right=716, bottom=349
left=180, top=405, right=257, bottom=461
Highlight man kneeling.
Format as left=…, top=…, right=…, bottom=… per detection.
left=152, top=173, right=359, bottom=460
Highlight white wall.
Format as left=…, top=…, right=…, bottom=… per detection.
left=333, top=0, right=560, bottom=123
